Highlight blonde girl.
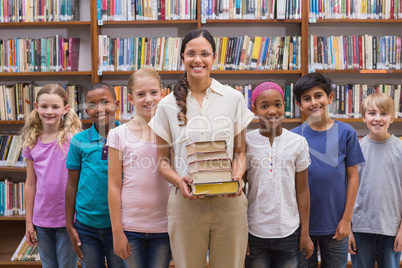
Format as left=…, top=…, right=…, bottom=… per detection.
left=22, top=84, right=81, bottom=268
left=108, top=68, right=171, bottom=268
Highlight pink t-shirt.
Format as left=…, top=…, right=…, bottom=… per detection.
left=22, top=137, right=71, bottom=228
left=107, top=124, right=170, bottom=233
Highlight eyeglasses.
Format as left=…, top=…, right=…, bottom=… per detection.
left=182, top=52, right=214, bottom=58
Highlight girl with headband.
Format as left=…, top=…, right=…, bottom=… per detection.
left=244, top=81, right=314, bottom=267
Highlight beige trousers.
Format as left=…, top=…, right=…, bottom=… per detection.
left=167, top=187, right=248, bottom=268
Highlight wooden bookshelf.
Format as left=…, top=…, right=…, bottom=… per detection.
left=0, top=0, right=401, bottom=266
left=0, top=21, right=91, bottom=26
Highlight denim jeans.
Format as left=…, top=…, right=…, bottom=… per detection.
left=298, top=235, right=348, bottom=268
left=351, top=232, right=401, bottom=268
left=74, top=220, right=124, bottom=268
left=36, top=226, right=78, bottom=268
left=245, top=228, right=300, bottom=268
left=123, top=231, right=171, bottom=268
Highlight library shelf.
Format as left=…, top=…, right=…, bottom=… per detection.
left=0, top=216, right=25, bottom=221
left=314, top=19, right=402, bottom=23
left=204, top=19, right=302, bottom=23
left=0, top=21, right=91, bottom=27
left=102, top=20, right=198, bottom=25
left=315, top=70, right=402, bottom=74
left=0, top=71, right=92, bottom=76
left=0, top=121, right=25, bottom=125
left=211, top=70, right=302, bottom=74
left=0, top=167, right=26, bottom=172
left=100, top=70, right=302, bottom=75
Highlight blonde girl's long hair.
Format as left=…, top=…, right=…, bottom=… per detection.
left=21, top=84, right=82, bottom=150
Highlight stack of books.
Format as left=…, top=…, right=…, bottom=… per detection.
left=185, top=140, right=240, bottom=196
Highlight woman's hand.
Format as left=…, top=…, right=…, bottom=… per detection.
left=177, top=176, right=198, bottom=200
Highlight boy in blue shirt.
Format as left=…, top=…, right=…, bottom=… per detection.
left=291, top=73, right=365, bottom=268
left=65, top=83, right=124, bottom=268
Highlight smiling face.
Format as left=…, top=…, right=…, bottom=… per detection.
left=85, top=88, right=119, bottom=128
left=363, top=104, right=394, bottom=141
left=296, top=86, right=333, bottom=121
left=34, top=93, right=69, bottom=128
left=182, top=36, right=216, bottom=81
left=128, top=76, right=162, bottom=122
left=252, top=89, right=285, bottom=130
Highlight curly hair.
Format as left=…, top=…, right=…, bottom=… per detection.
left=21, top=84, right=82, bottom=150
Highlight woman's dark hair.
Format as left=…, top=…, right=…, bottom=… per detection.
left=174, top=29, right=216, bottom=126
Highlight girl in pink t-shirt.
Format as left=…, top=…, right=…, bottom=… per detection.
left=108, top=68, right=171, bottom=268
left=21, top=84, right=81, bottom=268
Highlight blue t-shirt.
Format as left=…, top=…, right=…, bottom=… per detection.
left=292, top=120, right=364, bottom=235
left=66, top=122, right=121, bottom=229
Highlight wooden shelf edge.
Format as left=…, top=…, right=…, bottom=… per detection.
left=0, top=71, right=92, bottom=76
left=0, top=167, right=26, bottom=172
left=315, top=69, right=402, bottom=74
left=101, top=70, right=302, bottom=75
left=0, top=215, right=25, bottom=221
left=103, top=20, right=197, bottom=25
left=314, top=19, right=402, bottom=23
left=0, top=21, right=91, bottom=26
left=205, top=19, right=302, bottom=23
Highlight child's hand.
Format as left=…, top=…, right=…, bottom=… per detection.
left=113, top=232, right=131, bottom=260
left=348, top=232, right=357, bottom=255
left=178, top=176, right=198, bottom=200
left=25, top=223, right=37, bottom=247
left=66, top=226, right=83, bottom=260
left=333, top=218, right=351, bottom=241
left=394, top=229, right=402, bottom=252
left=246, top=242, right=250, bottom=256
left=299, top=234, right=314, bottom=259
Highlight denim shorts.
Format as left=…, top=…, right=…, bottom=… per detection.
left=245, top=227, right=300, bottom=268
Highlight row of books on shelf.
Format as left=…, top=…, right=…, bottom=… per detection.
left=0, top=83, right=82, bottom=121
left=97, top=0, right=197, bottom=21
left=0, top=0, right=79, bottom=23
left=98, top=36, right=183, bottom=72
left=11, top=236, right=39, bottom=261
left=309, top=0, right=402, bottom=19
left=213, top=35, right=301, bottom=71
left=0, top=178, right=25, bottom=216
left=97, top=35, right=301, bottom=72
left=200, top=0, right=301, bottom=20
left=0, top=134, right=25, bottom=168
left=329, top=83, right=402, bottom=118
left=0, top=36, right=80, bottom=73
left=309, top=34, right=402, bottom=70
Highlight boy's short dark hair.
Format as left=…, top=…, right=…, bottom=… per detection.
left=85, top=82, right=116, bottom=101
left=293, top=73, right=333, bottom=103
